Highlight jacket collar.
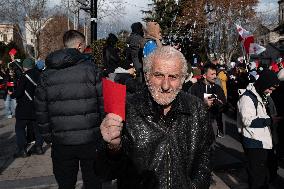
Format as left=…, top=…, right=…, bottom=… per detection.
left=45, top=48, right=91, bottom=69
left=246, top=83, right=264, bottom=104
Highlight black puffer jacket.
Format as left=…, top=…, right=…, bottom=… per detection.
left=96, top=89, right=213, bottom=189
left=35, top=48, right=104, bottom=145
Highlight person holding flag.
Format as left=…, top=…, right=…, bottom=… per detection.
left=12, top=58, right=44, bottom=157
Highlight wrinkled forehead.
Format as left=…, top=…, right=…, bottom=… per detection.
left=151, top=57, right=182, bottom=74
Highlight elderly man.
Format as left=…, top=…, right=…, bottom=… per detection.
left=98, top=46, right=213, bottom=189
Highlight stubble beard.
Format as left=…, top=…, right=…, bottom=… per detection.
left=147, top=83, right=182, bottom=106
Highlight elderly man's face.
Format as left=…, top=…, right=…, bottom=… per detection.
left=146, top=58, right=183, bottom=106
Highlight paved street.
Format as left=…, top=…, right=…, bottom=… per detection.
left=0, top=99, right=283, bottom=189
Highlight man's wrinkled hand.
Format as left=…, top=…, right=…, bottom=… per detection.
left=100, top=113, right=123, bottom=147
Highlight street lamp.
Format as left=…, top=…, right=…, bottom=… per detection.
left=77, top=0, right=97, bottom=42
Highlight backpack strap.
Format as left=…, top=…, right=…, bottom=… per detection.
left=25, top=74, right=37, bottom=86
left=241, top=90, right=258, bottom=115
left=24, top=73, right=37, bottom=101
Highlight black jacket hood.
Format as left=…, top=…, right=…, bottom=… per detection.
left=45, top=48, right=90, bottom=69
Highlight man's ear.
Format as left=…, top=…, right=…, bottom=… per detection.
left=77, top=42, right=83, bottom=50
left=203, top=73, right=206, bottom=79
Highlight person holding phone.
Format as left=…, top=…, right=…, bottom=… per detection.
left=188, top=63, right=226, bottom=138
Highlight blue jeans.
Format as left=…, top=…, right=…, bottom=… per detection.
left=4, top=94, right=16, bottom=117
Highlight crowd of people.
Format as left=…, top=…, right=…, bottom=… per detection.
left=0, top=20, right=283, bottom=189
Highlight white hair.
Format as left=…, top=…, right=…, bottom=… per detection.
left=143, top=46, right=188, bottom=77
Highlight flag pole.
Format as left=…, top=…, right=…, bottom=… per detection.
left=240, top=41, right=249, bottom=72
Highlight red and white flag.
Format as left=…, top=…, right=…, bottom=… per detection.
left=244, top=36, right=255, bottom=54
left=249, top=43, right=266, bottom=55
left=236, top=24, right=253, bottom=40
left=236, top=24, right=256, bottom=54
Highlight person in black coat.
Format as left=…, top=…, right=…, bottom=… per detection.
left=97, top=46, right=213, bottom=189
left=103, top=33, right=121, bottom=74
left=11, top=58, right=44, bottom=157
left=35, top=30, right=103, bottom=189
left=2, top=67, right=17, bottom=118
left=271, top=80, right=284, bottom=161
left=125, top=22, right=145, bottom=82
left=188, top=63, right=226, bottom=138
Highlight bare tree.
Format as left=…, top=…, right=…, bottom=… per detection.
left=97, top=0, right=126, bottom=21
left=204, top=0, right=259, bottom=64
left=0, top=0, right=53, bottom=59
left=176, top=0, right=258, bottom=63
left=145, top=0, right=259, bottom=63
left=60, top=0, right=126, bottom=33
left=38, top=14, right=70, bottom=59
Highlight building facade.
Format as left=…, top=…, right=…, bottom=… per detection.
left=254, top=0, right=284, bottom=63
left=0, top=24, right=24, bottom=51
left=279, top=0, right=284, bottom=24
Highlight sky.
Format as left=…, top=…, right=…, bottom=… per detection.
left=257, top=0, right=278, bottom=12
left=49, top=0, right=151, bottom=38
left=49, top=0, right=280, bottom=38
left=49, top=0, right=151, bottom=23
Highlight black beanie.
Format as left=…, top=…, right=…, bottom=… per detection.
left=254, top=69, right=280, bottom=94
left=131, top=22, right=144, bottom=36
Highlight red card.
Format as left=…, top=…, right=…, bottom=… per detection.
left=9, top=48, right=17, bottom=56
left=102, top=78, right=126, bottom=120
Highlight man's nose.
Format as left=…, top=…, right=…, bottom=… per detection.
left=161, top=77, right=170, bottom=91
